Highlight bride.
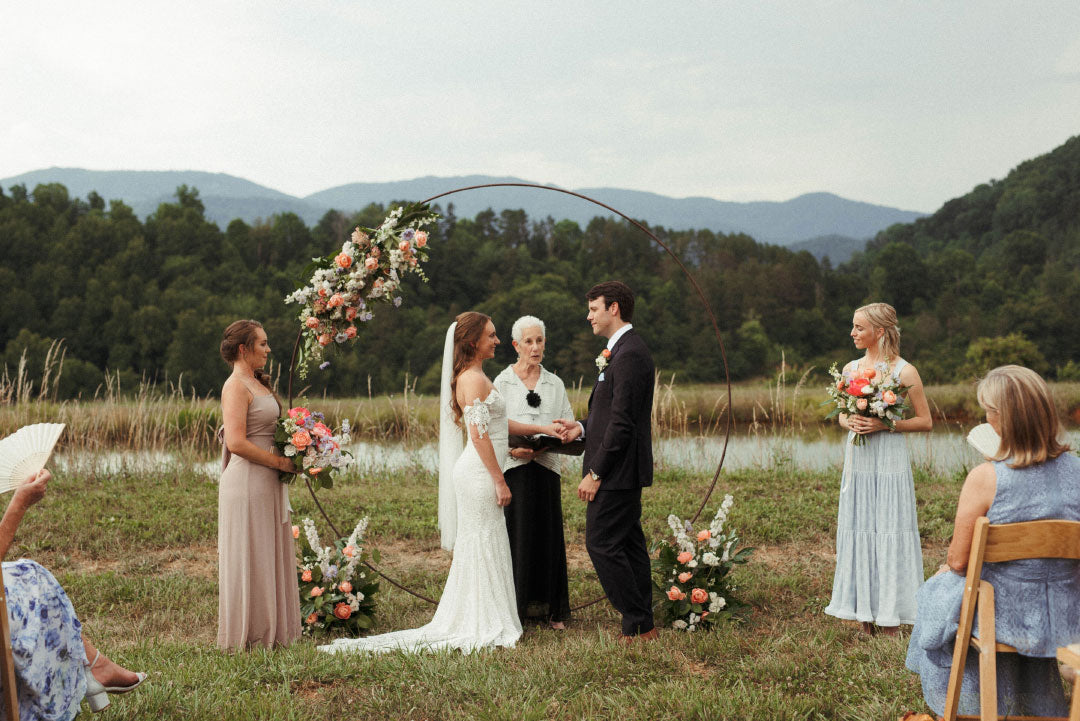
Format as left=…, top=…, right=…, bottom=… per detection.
left=319, top=312, right=563, bottom=654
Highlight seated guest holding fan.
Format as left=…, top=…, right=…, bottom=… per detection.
left=906, top=365, right=1080, bottom=717
left=1, top=469, right=145, bottom=719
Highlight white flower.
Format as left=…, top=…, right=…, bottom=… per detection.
left=702, top=552, right=719, bottom=566
left=672, top=620, right=687, bottom=629
left=687, top=624, right=696, bottom=632
left=284, top=444, right=297, bottom=457
left=688, top=559, right=698, bottom=568
left=709, top=596, right=727, bottom=613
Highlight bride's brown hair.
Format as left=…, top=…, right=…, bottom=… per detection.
left=449, top=311, right=492, bottom=425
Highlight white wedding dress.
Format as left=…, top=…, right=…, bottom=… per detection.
left=318, top=388, right=522, bottom=654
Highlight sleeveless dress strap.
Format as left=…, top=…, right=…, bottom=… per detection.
left=892, top=358, right=908, bottom=378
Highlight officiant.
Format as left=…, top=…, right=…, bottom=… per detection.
left=493, top=315, right=575, bottom=629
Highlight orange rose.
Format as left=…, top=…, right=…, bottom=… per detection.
left=329, top=293, right=344, bottom=308
left=333, top=602, right=352, bottom=620
left=697, top=530, right=711, bottom=541
left=399, top=240, right=411, bottom=252
left=318, top=333, right=332, bottom=347
left=415, top=231, right=428, bottom=248
left=301, top=569, right=312, bottom=582
left=677, top=551, right=693, bottom=564
left=338, top=581, right=352, bottom=593
left=364, top=256, right=378, bottom=270
left=345, top=306, right=358, bottom=321
left=335, top=253, right=352, bottom=269
left=292, top=525, right=300, bottom=539
left=882, top=390, right=897, bottom=405
left=310, top=586, right=324, bottom=597
left=312, top=422, right=331, bottom=437
left=836, top=378, right=845, bottom=391
left=678, top=571, right=693, bottom=583
left=291, top=430, right=312, bottom=450
left=345, top=325, right=357, bottom=339
left=310, top=467, right=323, bottom=476
left=601, top=349, right=611, bottom=359
left=691, top=588, right=708, bottom=604
left=317, top=287, right=327, bottom=298
left=305, top=613, right=318, bottom=625
left=666, top=586, right=686, bottom=601
left=305, top=316, right=319, bottom=329
left=342, top=545, right=355, bottom=557
left=856, top=398, right=868, bottom=411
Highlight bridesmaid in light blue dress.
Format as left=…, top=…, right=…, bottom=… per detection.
left=824, top=303, right=932, bottom=635
left=906, top=365, right=1080, bottom=717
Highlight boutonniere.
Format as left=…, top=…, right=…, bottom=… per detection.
left=595, top=348, right=611, bottom=373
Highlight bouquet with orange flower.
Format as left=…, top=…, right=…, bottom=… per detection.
left=275, top=405, right=352, bottom=490
left=284, top=202, right=438, bottom=376
left=652, top=494, right=752, bottom=631
left=296, top=517, right=380, bottom=636
left=822, top=361, right=912, bottom=446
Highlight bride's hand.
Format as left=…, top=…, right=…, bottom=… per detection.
left=276, top=457, right=297, bottom=474
left=494, top=478, right=512, bottom=507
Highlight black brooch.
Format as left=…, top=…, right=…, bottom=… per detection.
left=525, top=390, right=541, bottom=408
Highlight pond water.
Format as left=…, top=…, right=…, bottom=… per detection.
left=53, top=428, right=1080, bottom=477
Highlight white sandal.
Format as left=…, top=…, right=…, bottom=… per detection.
left=83, top=651, right=110, bottom=712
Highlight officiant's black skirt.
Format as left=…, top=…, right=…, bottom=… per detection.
left=504, top=462, right=571, bottom=623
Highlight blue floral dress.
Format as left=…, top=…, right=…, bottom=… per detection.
left=906, top=452, right=1080, bottom=717
left=1, top=560, right=86, bottom=721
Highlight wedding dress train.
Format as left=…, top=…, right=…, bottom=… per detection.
left=318, top=389, right=521, bottom=654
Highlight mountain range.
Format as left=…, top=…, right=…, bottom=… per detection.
left=0, top=168, right=926, bottom=262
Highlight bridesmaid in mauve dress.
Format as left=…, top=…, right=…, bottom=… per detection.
left=217, top=320, right=301, bottom=650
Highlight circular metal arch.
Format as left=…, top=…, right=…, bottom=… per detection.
left=286, top=182, right=733, bottom=611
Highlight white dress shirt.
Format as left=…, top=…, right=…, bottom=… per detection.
left=493, top=364, right=574, bottom=475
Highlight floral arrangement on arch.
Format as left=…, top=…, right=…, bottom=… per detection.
left=285, top=202, right=439, bottom=376
left=653, top=494, right=752, bottom=631
left=295, top=517, right=380, bottom=636
left=823, top=360, right=911, bottom=446
left=274, top=405, right=352, bottom=490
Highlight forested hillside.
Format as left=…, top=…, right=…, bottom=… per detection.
left=2, top=134, right=1079, bottom=398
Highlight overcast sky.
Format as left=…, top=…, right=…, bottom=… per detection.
left=3, top=1, right=1079, bottom=212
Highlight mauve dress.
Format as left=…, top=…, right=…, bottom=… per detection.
left=217, top=392, right=301, bottom=650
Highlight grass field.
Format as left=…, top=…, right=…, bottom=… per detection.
left=8, top=456, right=978, bottom=720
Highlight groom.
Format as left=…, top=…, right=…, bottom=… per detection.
left=558, top=281, right=656, bottom=641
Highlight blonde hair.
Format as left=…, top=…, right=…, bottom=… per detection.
left=976, top=365, right=1070, bottom=469
left=854, top=302, right=900, bottom=361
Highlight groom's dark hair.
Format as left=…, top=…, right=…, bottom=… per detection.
left=586, top=281, right=634, bottom=322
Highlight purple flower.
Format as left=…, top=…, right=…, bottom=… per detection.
left=319, top=361, right=331, bottom=370
left=393, top=296, right=402, bottom=307
left=401, top=228, right=416, bottom=242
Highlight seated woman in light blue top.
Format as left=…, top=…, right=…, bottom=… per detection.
left=0, top=469, right=146, bottom=719
left=493, top=316, right=575, bottom=629
left=906, top=365, right=1080, bottom=718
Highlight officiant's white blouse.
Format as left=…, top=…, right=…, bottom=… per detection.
left=493, top=364, right=574, bottom=476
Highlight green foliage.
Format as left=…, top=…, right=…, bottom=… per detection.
left=5, top=131, right=1080, bottom=400
left=962, top=333, right=1049, bottom=379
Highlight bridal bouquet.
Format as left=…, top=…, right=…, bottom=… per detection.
left=652, top=495, right=752, bottom=632
left=822, top=361, right=912, bottom=446
left=296, top=517, right=380, bottom=636
left=285, top=202, right=439, bottom=376
left=275, top=406, right=352, bottom=490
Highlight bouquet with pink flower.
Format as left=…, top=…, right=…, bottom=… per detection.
left=275, top=405, right=352, bottom=490
left=284, top=202, right=438, bottom=376
left=822, top=361, right=912, bottom=445
left=652, top=494, right=752, bottom=631
left=296, top=517, right=380, bottom=636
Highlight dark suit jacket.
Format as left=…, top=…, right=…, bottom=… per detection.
left=581, top=328, right=654, bottom=490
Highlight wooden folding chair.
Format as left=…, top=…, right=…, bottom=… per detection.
left=943, top=517, right=1080, bottom=721
left=0, top=569, right=18, bottom=720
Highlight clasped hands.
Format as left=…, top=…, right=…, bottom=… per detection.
left=550, top=420, right=599, bottom=503
left=847, top=414, right=887, bottom=435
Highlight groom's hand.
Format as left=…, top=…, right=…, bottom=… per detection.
left=577, top=473, right=599, bottom=502
left=555, top=418, right=582, bottom=442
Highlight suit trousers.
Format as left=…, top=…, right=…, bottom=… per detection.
left=585, top=488, right=655, bottom=635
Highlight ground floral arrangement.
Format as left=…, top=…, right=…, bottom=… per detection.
left=823, top=360, right=911, bottom=446
left=275, top=405, right=352, bottom=490
left=653, top=494, right=752, bottom=631
left=295, top=517, right=380, bottom=635
left=284, top=202, right=439, bottom=376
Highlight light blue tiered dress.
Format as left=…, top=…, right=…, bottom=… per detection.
left=906, top=452, right=1080, bottom=717
left=824, top=358, right=924, bottom=626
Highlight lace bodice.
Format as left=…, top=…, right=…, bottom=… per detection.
left=463, top=388, right=508, bottom=459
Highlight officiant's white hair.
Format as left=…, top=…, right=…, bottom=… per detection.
left=511, top=315, right=545, bottom=342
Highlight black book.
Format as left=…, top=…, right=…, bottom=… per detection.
left=507, top=434, right=585, bottom=456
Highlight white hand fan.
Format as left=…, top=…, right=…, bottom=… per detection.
left=966, top=422, right=1001, bottom=459
left=0, top=423, right=66, bottom=493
